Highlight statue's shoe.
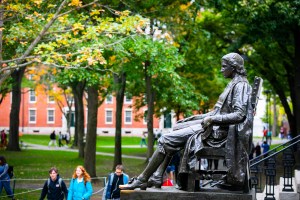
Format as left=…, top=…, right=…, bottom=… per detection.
left=120, top=177, right=148, bottom=190
left=147, top=177, right=162, bottom=188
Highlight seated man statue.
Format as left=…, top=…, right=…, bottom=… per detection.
left=121, top=52, right=253, bottom=190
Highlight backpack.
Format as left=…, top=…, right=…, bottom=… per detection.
left=47, top=177, right=63, bottom=192
left=7, top=165, right=13, bottom=178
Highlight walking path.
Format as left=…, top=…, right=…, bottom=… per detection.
left=24, top=143, right=146, bottom=160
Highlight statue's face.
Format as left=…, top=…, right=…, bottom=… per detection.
left=221, top=60, right=234, bottom=78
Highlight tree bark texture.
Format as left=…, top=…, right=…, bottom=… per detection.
left=113, top=72, right=126, bottom=169
left=84, top=86, right=98, bottom=177
left=72, top=81, right=85, bottom=158
left=7, top=68, right=25, bottom=151
left=145, top=61, right=154, bottom=161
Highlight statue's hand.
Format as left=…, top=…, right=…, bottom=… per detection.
left=201, top=116, right=212, bottom=129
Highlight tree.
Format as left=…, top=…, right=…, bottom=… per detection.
left=116, top=35, right=188, bottom=160
left=3, top=0, right=70, bottom=151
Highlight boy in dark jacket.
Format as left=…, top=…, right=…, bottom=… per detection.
left=40, top=167, right=68, bottom=200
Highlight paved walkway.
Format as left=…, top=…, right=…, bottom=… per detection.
left=24, top=143, right=146, bottom=160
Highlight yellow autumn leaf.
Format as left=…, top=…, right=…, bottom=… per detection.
left=109, top=55, right=116, bottom=62
left=90, top=9, right=100, bottom=16
left=69, top=0, right=83, bottom=7
left=72, top=23, right=84, bottom=30
left=34, top=0, right=43, bottom=5
left=33, top=11, right=40, bottom=17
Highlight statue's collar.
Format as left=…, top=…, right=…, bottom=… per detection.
left=214, top=75, right=247, bottom=109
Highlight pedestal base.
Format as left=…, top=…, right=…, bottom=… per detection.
left=121, top=186, right=256, bottom=200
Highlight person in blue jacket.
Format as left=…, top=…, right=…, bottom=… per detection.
left=0, top=156, right=14, bottom=199
left=67, top=165, right=93, bottom=200
left=102, top=165, right=129, bottom=200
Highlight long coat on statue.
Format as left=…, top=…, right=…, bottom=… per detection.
left=178, top=74, right=253, bottom=186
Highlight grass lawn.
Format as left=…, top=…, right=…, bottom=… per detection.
left=1, top=134, right=149, bottom=199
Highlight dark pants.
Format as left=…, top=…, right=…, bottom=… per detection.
left=0, top=179, right=13, bottom=198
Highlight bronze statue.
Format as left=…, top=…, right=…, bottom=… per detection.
left=120, top=53, right=253, bottom=191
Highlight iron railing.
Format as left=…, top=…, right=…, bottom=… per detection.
left=249, top=135, right=300, bottom=200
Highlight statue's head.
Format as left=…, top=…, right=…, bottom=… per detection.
left=222, top=53, right=247, bottom=76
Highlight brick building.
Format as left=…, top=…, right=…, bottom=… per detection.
left=0, top=89, right=176, bottom=136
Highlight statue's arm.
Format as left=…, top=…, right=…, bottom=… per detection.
left=177, top=111, right=214, bottom=124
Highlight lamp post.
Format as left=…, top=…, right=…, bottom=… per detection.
left=264, top=90, right=271, bottom=143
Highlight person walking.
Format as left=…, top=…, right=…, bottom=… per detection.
left=58, top=132, right=63, bottom=147
left=255, top=142, right=262, bottom=157
left=67, top=166, right=93, bottom=200
left=39, top=167, right=68, bottom=200
left=0, top=130, right=7, bottom=148
left=0, top=156, right=14, bottom=199
left=102, top=165, right=129, bottom=200
left=48, top=131, right=57, bottom=148
left=140, top=133, right=147, bottom=147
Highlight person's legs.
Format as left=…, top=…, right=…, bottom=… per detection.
left=0, top=180, right=3, bottom=195
left=48, top=140, right=52, bottom=147
left=121, top=126, right=195, bottom=190
left=147, top=155, right=172, bottom=188
left=2, top=180, right=13, bottom=198
left=121, top=149, right=166, bottom=190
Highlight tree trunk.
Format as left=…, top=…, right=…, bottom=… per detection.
left=7, top=68, right=25, bottom=151
left=293, top=27, right=300, bottom=169
left=113, top=72, right=126, bottom=169
left=145, top=61, right=155, bottom=161
left=72, top=81, right=85, bottom=158
left=84, top=85, right=98, bottom=177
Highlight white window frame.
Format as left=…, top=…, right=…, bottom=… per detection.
left=47, top=108, right=55, bottom=124
left=105, top=94, right=113, bottom=104
left=124, top=95, right=132, bottom=104
left=124, top=109, right=132, bottom=124
left=48, top=95, right=55, bottom=103
left=29, top=90, right=36, bottom=103
left=105, top=109, right=113, bottom=124
left=29, top=108, right=37, bottom=124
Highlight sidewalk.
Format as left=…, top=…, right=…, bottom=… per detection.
left=25, top=143, right=146, bottom=160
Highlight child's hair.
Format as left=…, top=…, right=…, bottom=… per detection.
left=72, top=165, right=91, bottom=183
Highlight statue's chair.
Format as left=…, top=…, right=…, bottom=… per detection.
left=185, top=76, right=263, bottom=192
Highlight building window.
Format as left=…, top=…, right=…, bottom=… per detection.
left=29, top=90, right=36, bottom=103
left=105, top=109, right=113, bottom=124
left=66, top=111, right=75, bottom=127
left=48, top=95, right=55, bottom=103
left=106, top=95, right=113, bottom=104
left=143, top=110, right=148, bottom=124
left=28, top=74, right=33, bottom=80
left=47, top=109, right=55, bottom=124
left=67, top=95, right=74, bottom=103
left=164, top=112, right=172, bottom=128
left=124, top=109, right=132, bottom=124
left=124, top=95, right=132, bottom=104
left=29, top=109, right=36, bottom=124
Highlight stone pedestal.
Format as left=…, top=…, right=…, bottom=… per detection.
left=121, top=186, right=256, bottom=200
